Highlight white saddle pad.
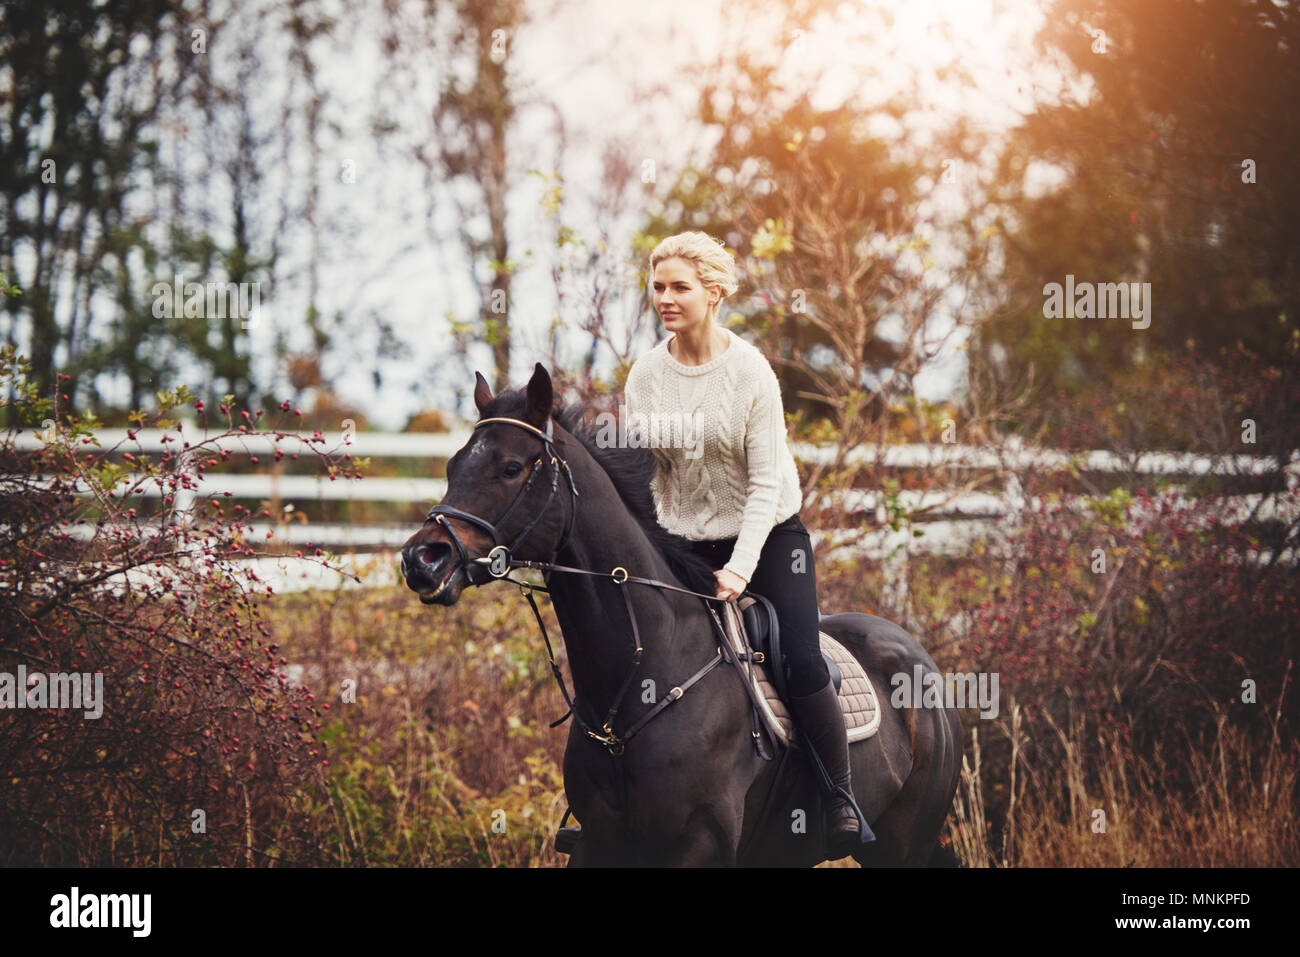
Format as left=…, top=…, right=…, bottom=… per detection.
left=722, top=599, right=881, bottom=747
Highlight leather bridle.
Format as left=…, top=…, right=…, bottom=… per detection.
left=422, top=415, right=579, bottom=585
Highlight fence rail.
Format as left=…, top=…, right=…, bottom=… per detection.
left=12, top=427, right=1297, bottom=475
left=7, top=429, right=1297, bottom=563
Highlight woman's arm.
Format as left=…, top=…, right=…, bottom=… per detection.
left=722, top=361, right=790, bottom=586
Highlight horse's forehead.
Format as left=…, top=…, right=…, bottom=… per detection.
left=462, top=433, right=494, bottom=464
left=461, top=423, right=522, bottom=463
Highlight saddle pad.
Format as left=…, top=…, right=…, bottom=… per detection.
left=721, top=602, right=881, bottom=747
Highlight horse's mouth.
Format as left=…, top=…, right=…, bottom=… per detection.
left=416, top=563, right=463, bottom=605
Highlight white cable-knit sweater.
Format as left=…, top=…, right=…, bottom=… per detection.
left=624, top=327, right=803, bottom=584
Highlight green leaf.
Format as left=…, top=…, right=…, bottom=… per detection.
left=96, top=463, right=126, bottom=492
left=751, top=218, right=794, bottom=259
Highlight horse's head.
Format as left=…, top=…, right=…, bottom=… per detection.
left=401, top=363, right=576, bottom=605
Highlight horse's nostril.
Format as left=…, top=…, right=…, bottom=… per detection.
left=415, top=542, right=450, bottom=566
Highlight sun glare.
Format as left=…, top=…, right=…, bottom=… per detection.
left=789, top=0, right=1048, bottom=133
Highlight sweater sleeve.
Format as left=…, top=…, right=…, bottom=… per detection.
left=722, top=360, right=789, bottom=585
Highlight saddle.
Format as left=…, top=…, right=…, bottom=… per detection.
left=727, top=595, right=881, bottom=748
left=740, top=594, right=842, bottom=698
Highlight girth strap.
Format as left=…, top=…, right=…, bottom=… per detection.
left=709, top=603, right=777, bottom=761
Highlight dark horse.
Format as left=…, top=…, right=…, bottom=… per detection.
left=402, top=364, right=962, bottom=866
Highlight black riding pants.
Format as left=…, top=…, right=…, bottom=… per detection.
left=687, top=512, right=829, bottom=698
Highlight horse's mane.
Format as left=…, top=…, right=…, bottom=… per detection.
left=479, top=388, right=718, bottom=596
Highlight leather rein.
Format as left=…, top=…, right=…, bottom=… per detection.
left=424, top=415, right=772, bottom=759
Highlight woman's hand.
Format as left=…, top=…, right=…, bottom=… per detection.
left=714, top=568, right=748, bottom=602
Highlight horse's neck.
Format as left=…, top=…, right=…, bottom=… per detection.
left=546, top=456, right=711, bottom=716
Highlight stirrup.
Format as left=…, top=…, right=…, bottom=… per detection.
left=830, top=786, right=875, bottom=847
left=816, top=774, right=876, bottom=854
left=555, top=806, right=581, bottom=855
left=555, top=827, right=581, bottom=855
left=825, top=797, right=868, bottom=858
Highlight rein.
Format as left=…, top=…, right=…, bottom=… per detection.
left=424, top=415, right=771, bottom=758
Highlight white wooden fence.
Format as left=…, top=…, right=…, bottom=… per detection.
left=7, top=428, right=1298, bottom=586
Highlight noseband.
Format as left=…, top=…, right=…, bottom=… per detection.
left=424, top=416, right=579, bottom=583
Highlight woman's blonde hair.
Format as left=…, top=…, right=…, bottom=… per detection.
left=649, top=231, right=739, bottom=319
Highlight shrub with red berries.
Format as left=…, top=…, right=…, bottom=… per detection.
left=0, top=350, right=364, bottom=865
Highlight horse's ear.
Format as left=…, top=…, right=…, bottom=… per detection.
left=473, top=371, right=493, bottom=413
left=524, top=363, right=553, bottom=429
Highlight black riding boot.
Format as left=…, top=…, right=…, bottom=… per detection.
left=789, top=677, right=862, bottom=860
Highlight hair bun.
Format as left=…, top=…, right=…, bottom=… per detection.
left=648, top=231, right=741, bottom=301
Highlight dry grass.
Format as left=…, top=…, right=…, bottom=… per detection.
left=946, top=686, right=1299, bottom=867
left=264, top=560, right=574, bottom=866
left=266, top=560, right=1297, bottom=866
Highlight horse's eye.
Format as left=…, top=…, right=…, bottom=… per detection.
left=502, top=462, right=524, bottom=479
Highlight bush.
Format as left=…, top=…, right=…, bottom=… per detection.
left=0, top=349, right=363, bottom=865
left=813, top=460, right=1300, bottom=865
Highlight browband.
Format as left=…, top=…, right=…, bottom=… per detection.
left=475, top=416, right=554, bottom=441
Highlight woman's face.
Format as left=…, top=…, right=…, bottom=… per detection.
left=652, top=257, right=718, bottom=337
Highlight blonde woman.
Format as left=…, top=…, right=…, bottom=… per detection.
left=623, top=230, right=866, bottom=857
